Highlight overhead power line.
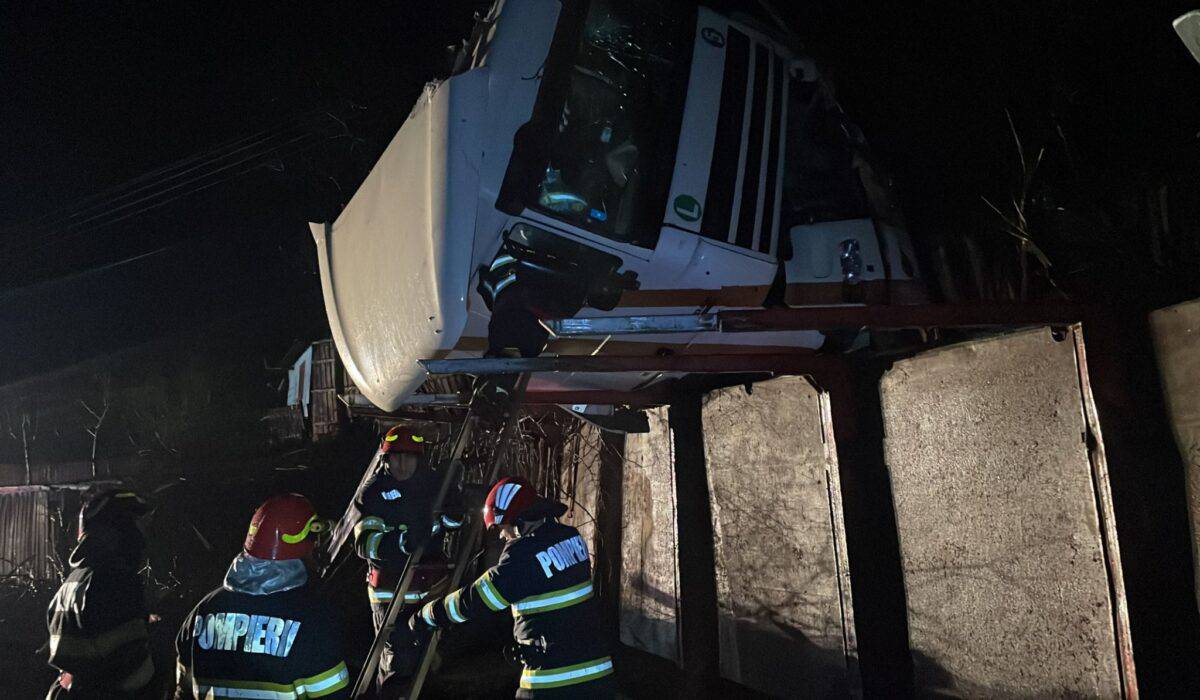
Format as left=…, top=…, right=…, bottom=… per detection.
left=0, top=247, right=175, bottom=302
left=20, top=110, right=324, bottom=232
left=29, top=132, right=341, bottom=263
left=2, top=109, right=347, bottom=255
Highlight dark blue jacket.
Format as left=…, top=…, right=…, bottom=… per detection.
left=352, top=465, right=462, bottom=603
left=45, top=524, right=155, bottom=698
left=175, top=576, right=348, bottom=699
left=416, top=519, right=612, bottom=697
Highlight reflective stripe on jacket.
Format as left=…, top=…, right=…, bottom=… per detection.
left=352, top=466, right=462, bottom=595
left=46, top=563, right=155, bottom=695
left=187, top=660, right=348, bottom=699
left=175, top=584, right=349, bottom=699
left=418, top=520, right=611, bottom=696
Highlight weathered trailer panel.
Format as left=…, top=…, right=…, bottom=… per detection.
left=620, top=406, right=681, bottom=662
left=702, top=376, right=857, bottom=697
left=881, top=327, right=1127, bottom=697
left=1150, top=298, right=1200, bottom=615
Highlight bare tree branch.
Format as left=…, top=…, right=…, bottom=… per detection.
left=80, top=388, right=110, bottom=478
left=21, top=412, right=32, bottom=485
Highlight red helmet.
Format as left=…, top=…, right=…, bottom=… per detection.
left=380, top=425, right=428, bottom=455
left=483, top=476, right=538, bottom=528
left=244, top=493, right=323, bottom=560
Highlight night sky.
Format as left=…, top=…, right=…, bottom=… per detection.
left=795, top=1, right=1200, bottom=266
left=2, top=1, right=1198, bottom=385
left=0, top=1, right=485, bottom=383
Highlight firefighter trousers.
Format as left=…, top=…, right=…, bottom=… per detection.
left=371, top=601, right=421, bottom=698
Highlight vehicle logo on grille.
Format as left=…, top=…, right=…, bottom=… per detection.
left=701, top=27, right=725, bottom=48
left=673, top=194, right=702, bottom=222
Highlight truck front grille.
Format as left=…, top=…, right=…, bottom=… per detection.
left=700, top=28, right=787, bottom=258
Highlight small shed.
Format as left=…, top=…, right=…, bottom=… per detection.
left=0, top=486, right=73, bottom=583
left=280, top=339, right=347, bottom=442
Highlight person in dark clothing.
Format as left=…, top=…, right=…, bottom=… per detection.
left=44, top=489, right=157, bottom=699
left=352, top=424, right=463, bottom=695
left=410, top=476, right=614, bottom=699
left=174, top=493, right=349, bottom=699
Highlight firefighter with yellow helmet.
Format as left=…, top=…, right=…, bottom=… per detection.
left=44, top=489, right=157, bottom=698
left=352, top=425, right=464, bottom=694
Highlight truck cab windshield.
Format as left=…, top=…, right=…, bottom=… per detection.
left=531, top=0, right=692, bottom=249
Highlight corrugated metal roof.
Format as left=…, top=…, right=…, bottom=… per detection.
left=0, top=489, right=62, bottom=582
left=0, top=460, right=111, bottom=487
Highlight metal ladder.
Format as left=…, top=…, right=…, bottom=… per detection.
left=351, top=373, right=529, bottom=698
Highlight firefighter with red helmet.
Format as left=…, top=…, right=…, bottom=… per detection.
left=352, top=425, right=464, bottom=694
left=45, top=489, right=157, bottom=698
left=409, top=476, right=614, bottom=698
left=174, top=494, right=349, bottom=699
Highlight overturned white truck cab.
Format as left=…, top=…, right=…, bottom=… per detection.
left=312, top=0, right=925, bottom=411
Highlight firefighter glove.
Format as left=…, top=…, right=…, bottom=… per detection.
left=410, top=601, right=438, bottom=632
left=402, top=524, right=431, bottom=555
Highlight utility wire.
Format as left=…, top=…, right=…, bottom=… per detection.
left=44, top=132, right=317, bottom=238
left=2, top=130, right=344, bottom=287
left=4, top=111, right=345, bottom=254
left=60, top=132, right=337, bottom=238
left=0, top=247, right=174, bottom=301
left=18, top=109, right=337, bottom=234
left=2, top=123, right=344, bottom=256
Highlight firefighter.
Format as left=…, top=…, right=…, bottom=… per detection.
left=44, top=488, right=157, bottom=698
left=409, top=476, right=614, bottom=699
left=174, top=493, right=349, bottom=699
left=353, top=424, right=463, bottom=694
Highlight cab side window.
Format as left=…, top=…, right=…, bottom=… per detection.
left=780, top=72, right=868, bottom=230
left=533, top=0, right=691, bottom=248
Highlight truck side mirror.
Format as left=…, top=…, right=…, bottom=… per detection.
left=1175, top=11, right=1200, bottom=66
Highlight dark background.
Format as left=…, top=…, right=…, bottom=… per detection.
left=0, top=1, right=488, bottom=383
left=3, top=2, right=1200, bottom=696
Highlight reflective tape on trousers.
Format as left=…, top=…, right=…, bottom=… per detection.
left=519, top=657, right=614, bottom=690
